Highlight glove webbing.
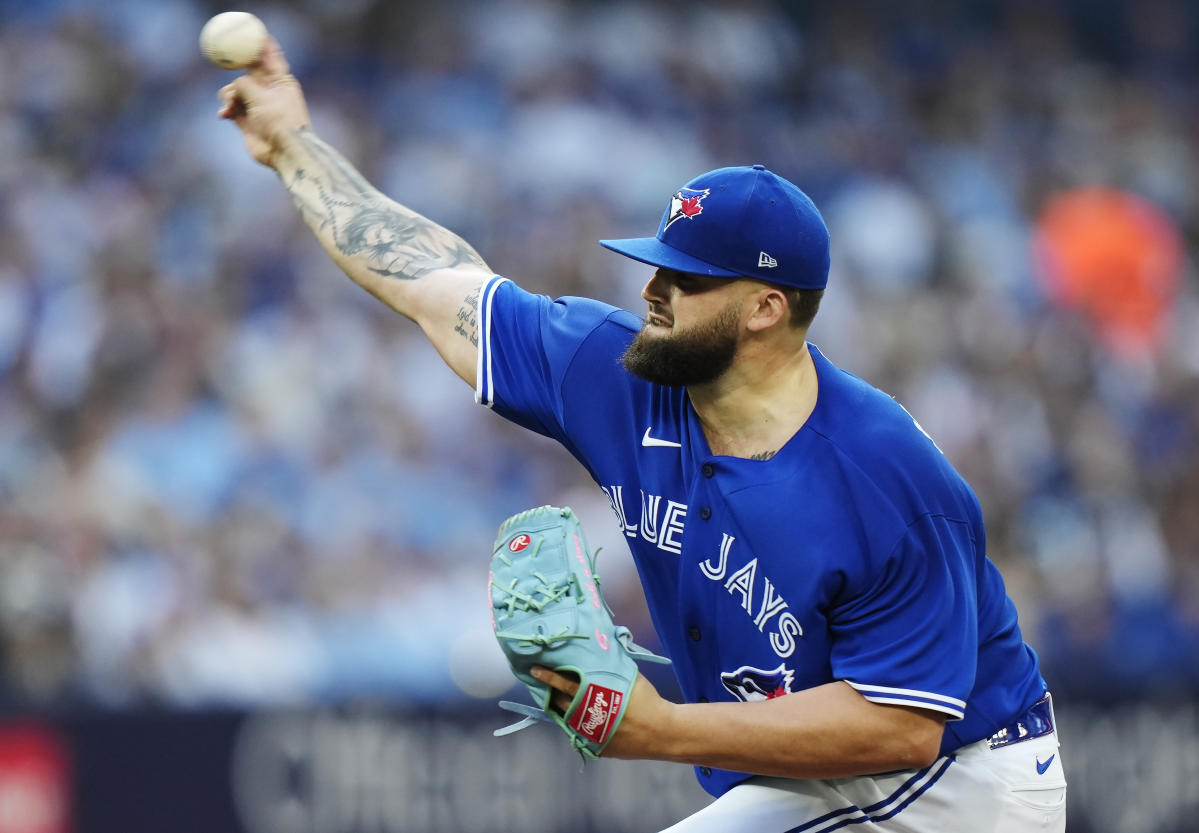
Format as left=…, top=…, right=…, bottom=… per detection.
left=492, top=563, right=590, bottom=647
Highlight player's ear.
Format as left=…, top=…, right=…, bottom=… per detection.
left=744, top=285, right=788, bottom=332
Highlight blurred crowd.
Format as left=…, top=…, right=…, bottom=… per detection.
left=0, top=0, right=1197, bottom=711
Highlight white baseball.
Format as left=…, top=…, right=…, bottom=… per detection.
left=200, top=11, right=268, bottom=70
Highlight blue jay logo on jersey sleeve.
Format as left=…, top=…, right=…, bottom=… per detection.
left=720, top=663, right=796, bottom=702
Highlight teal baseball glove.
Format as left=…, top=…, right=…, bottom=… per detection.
left=489, top=505, right=670, bottom=759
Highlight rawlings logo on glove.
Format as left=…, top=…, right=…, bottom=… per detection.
left=489, top=505, right=669, bottom=759
left=571, top=684, right=622, bottom=744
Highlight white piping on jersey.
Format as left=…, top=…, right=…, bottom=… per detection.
left=848, top=683, right=966, bottom=709
left=852, top=695, right=964, bottom=720
left=475, top=276, right=507, bottom=407
left=847, top=682, right=966, bottom=719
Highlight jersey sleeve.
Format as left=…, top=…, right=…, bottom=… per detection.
left=828, top=513, right=978, bottom=720
left=474, top=276, right=638, bottom=444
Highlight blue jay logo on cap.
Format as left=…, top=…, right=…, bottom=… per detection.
left=664, top=187, right=710, bottom=230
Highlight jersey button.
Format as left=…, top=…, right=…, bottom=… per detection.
left=688, top=626, right=702, bottom=642
left=701, top=464, right=714, bottom=478
left=700, top=767, right=713, bottom=776
left=699, top=506, right=712, bottom=520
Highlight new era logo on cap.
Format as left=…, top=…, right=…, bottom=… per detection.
left=598, top=165, right=830, bottom=290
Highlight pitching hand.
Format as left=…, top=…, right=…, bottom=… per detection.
left=531, top=666, right=672, bottom=759
left=218, top=36, right=310, bottom=168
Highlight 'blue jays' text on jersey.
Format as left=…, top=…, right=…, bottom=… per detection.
left=475, top=277, right=1047, bottom=798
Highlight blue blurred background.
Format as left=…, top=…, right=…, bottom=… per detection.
left=0, top=0, right=1197, bottom=831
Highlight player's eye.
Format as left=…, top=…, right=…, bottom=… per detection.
left=656, top=268, right=713, bottom=295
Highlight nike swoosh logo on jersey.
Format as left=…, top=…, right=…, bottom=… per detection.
left=1036, top=754, right=1055, bottom=775
left=642, top=427, right=683, bottom=448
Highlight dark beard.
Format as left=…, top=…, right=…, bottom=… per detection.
left=621, top=303, right=739, bottom=387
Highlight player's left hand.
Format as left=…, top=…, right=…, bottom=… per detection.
left=531, top=666, right=671, bottom=759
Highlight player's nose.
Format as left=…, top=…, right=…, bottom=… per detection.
left=642, top=270, right=668, bottom=305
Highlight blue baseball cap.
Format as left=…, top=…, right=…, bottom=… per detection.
left=599, top=165, right=830, bottom=290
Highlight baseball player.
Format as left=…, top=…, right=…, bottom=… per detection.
left=219, top=39, right=1066, bottom=833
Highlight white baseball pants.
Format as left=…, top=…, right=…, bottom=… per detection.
left=659, top=730, right=1065, bottom=833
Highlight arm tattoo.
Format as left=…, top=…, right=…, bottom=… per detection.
left=454, top=285, right=481, bottom=348
left=281, top=127, right=489, bottom=281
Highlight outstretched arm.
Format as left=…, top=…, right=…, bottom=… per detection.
left=273, top=128, right=491, bottom=382
left=218, top=38, right=491, bottom=384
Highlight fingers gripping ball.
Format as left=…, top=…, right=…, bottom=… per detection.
left=490, top=506, right=669, bottom=759
left=200, top=11, right=268, bottom=69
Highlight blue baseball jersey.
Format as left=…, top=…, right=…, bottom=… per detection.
left=475, top=277, right=1047, bottom=798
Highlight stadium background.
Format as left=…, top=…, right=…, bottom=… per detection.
left=0, top=0, right=1197, bottom=830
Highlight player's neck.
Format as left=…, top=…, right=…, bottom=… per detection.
left=688, top=340, right=818, bottom=460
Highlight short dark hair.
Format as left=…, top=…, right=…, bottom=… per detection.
left=784, top=287, right=823, bottom=329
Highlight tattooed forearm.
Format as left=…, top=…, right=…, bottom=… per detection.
left=281, top=127, right=489, bottom=281
left=453, top=285, right=481, bottom=347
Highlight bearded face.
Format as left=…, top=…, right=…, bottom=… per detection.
left=621, top=299, right=741, bottom=387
